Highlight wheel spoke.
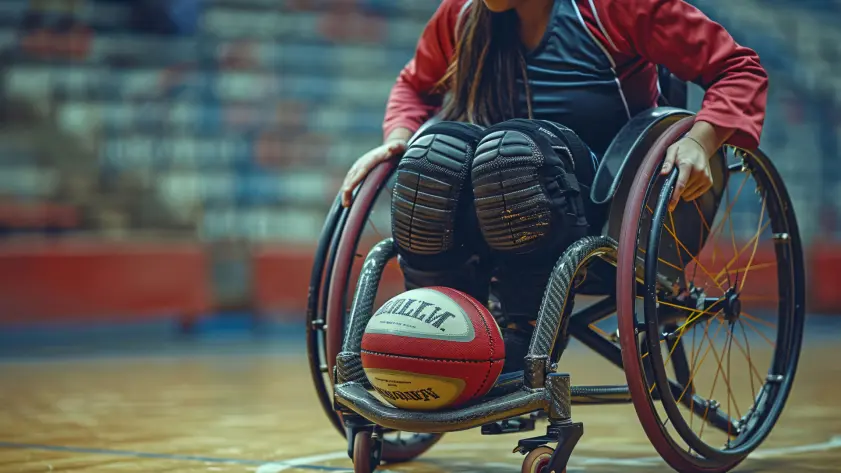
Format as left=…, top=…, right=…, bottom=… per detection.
left=739, top=199, right=768, bottom=292
left=676, top=319, right=725, bottom=405
left=719, top=321, right=765, bottom=388
left=659, top=221, right=727, bottom=296
left=689, top=323, right=699, bottom=430
left=738, top=320, right=759, bottom=401
left=668, top=210, right=688, bottom=271
left=698, top=319, right=744, bottom=435
left=719, top=261, right=777, bottom=279
left=712, top=219, right=772, bottom=285
left=740, top=317, right=777, bottom=348
left=740, top=311, right=777, bottom=329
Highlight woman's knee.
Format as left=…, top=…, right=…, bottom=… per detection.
left=390, top=121, right=484, bottom=267
left=470, top=118, right=591, bottom=256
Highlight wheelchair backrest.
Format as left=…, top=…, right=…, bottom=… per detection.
left=594, top=108, right=728, bottom=284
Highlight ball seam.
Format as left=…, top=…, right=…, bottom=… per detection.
left=361, top=349, right=504, bottom=363
left=439, top=287, right=499, bottom=399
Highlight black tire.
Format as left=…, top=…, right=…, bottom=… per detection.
left=617, top=117, right=805, bottom=472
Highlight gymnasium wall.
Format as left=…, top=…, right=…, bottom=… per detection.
left=0, top=0, right=840, bottom=330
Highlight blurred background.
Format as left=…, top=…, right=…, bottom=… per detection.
left=0, top=0, right=839, bottom=354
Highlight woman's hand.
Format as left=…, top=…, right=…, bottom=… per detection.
left=341, top=138, right=408, bottom=207
left=659, top=120, right=734, bottom=211
left=660, top=137, right=712, bottom=211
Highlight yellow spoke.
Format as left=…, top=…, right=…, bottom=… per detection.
left=738, top=319, right=759, bottom=401
left=693, top=199, right=712, bottom=234
left=707, top=174, right=751, bottom=258
left=589, top=324, right=611, bottom=338
left=707, top=320, right=743, bottom=419
left=668, top=210, right=688, bottom=271
left=659, top=223, right=727, bottom=295
left=739, top=198, right=768, bottom=292
left=728, top=196, right=739, bottom=268
left=726, top=322, right=734, bottom=439
left=657, top=299, right=724, bottom=321
left=638, top=246, right=685, bottom=273
left=721, top=261, right=777, bottom=278
left=692, top=198, right=716, bottom=270
left=740, top=317, right=777, bottom=348
left=663, top=316, right=692, bottom=367
left=689, top=320, right=699, bottom=430
left=741, top=311, right=776, bottom=329
left=713, top=220, right=771, bottom=285
left=698, top=322, right=726, bottom=439
left=634, top=295, right=721, bottom=351
left=719, top=320, right=765, bottom=386
left=661, top=306, right=722, bottom=376
left=676, top=319, right=725, bottom=405
left=695, top=200, right=716, bottom=268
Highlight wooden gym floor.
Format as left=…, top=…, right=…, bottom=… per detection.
left=1, top=316, right=840, bottom=473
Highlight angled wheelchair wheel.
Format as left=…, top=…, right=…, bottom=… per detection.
left=305, top=160, right=443, bottom=462
left=616, top=117, right=805, bottom=472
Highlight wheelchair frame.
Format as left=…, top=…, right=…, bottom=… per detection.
left=306, top=109, right=805, bottom=473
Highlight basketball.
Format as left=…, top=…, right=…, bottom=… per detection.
left=360, top=286, right=505, bottom=411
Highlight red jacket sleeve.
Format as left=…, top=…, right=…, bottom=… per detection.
left=593, top=0, right=768, bottom=149
left=382, top=0, right=467, bottom=141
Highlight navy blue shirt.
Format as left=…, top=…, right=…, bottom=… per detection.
left=516, top=0, right=643, bottom=156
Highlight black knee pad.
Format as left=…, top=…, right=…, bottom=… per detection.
left=471, top=118, right=590, bottom=256
left=472, top=119, right=591, bottom=320
left=391, top=121, right=485, bottom=267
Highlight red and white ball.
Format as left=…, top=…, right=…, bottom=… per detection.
left=360, top=287, right=505, bottom=411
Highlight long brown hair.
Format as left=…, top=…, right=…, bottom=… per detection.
left=437, top=3, right=533, bottom=125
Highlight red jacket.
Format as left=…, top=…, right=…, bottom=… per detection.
left=383, top=0, right=768, bottom=150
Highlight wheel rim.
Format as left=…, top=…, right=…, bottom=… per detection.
left=326, top=161, right=397, bottom=377
left=308, top=160, right=443, bottom=460
left=306, top=196, right=350, bottom=436
left=617, top=117, right=805, bottom=471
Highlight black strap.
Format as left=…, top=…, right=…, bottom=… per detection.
left=537, top=120, right=595, bottom=190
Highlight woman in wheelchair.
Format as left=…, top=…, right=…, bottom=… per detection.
left=340, top=0, right=767, bottom=374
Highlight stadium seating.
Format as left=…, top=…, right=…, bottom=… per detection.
left=0, top=0, right=840, bottom=315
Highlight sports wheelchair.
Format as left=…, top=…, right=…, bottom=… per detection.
left=306, top=103, right=805, bottom=473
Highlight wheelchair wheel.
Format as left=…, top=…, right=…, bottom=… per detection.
left=616, top=117, right=805, bottom=472
left=305, top=160, right=443, bottom=462
left=521, top=446, right=565, bottom=473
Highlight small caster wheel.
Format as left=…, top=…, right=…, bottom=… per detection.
left=353, top=431, right=377, bottom=473
left=521, top=446, right=565, bottom=473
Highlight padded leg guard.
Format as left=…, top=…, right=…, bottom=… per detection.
left=472, top=119, right=591, bottom=320
left=391, top=121, right=489, bottom=301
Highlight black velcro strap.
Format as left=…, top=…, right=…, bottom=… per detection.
left=482, top=118, right=589, bottom=230
left=536, top=120, right=595, bottom=190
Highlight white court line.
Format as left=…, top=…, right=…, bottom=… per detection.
left=255, top=451, right=350, bottom=473
left=569, top=435, right=841, bottom=466
left=750, top=435, right=841, bottom=459
left=256, top=435, right=841, bottom=472
left=432, top=443, right=658, bottom=467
